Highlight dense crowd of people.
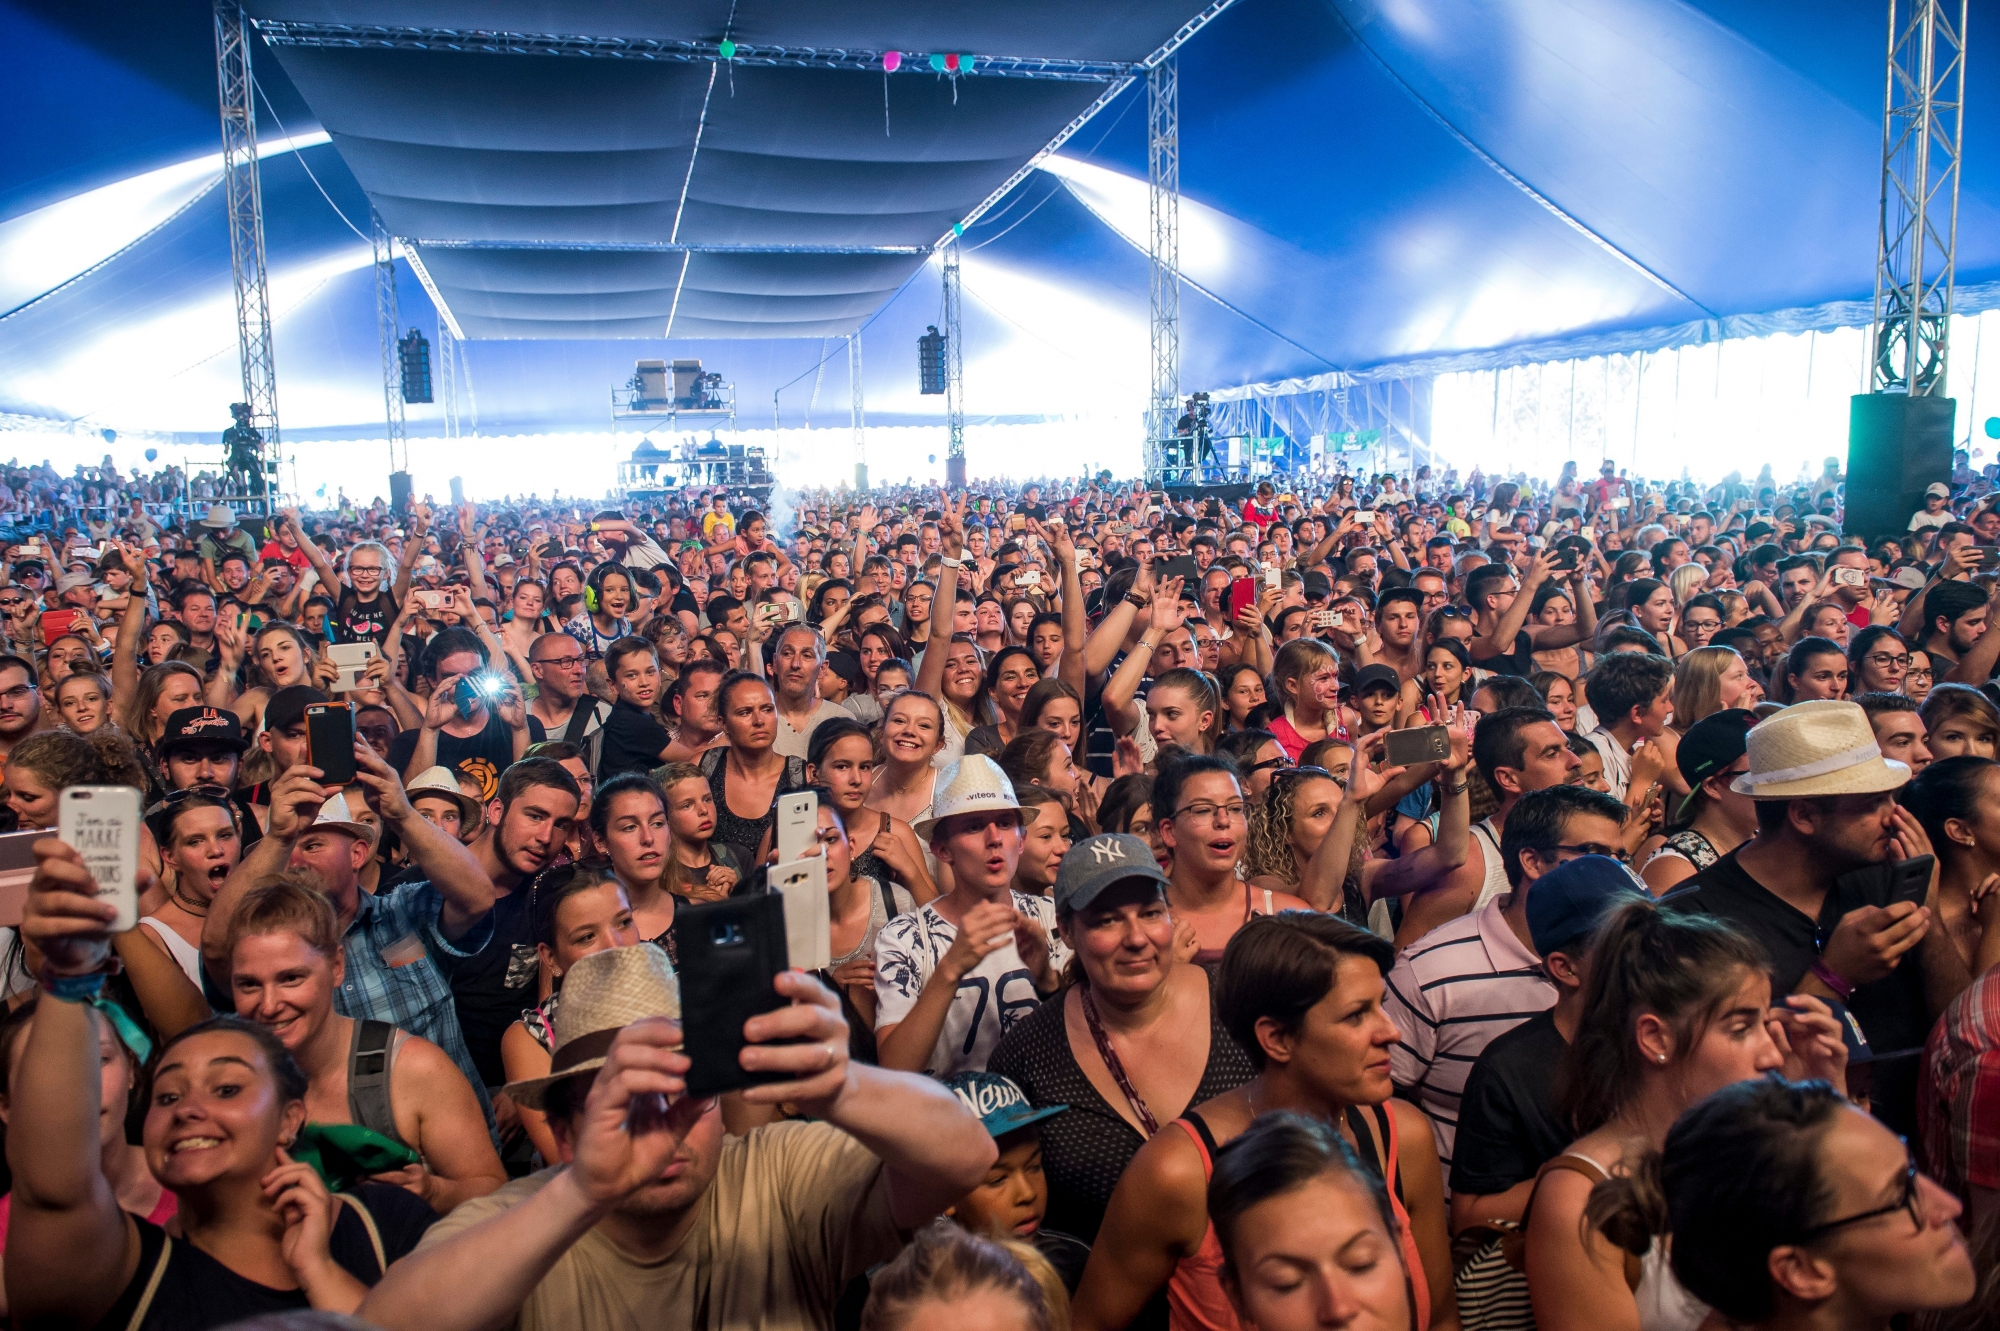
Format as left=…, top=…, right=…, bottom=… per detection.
left=0, top=451, right=1993, bottom=1330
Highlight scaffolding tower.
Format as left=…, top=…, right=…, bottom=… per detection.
left=438, top=316, right=459, bottom=442
left=1147, top=56, right=1180, bottom=485
left=850, top=332, right=868, bottom=492
left=943, top=238, right=966, bottom=489
left=1869, top=0, right=1967, bottom=395
left=214, top=0, right=281, bottom=513
left=373, top=210, right=407, bottom=472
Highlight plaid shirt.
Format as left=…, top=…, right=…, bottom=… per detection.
left=1920, top=966, right=2000, bottom=1199
left=336, top=878, right=494, bottom=1119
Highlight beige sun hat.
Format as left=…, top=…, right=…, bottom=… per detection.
left=1729, top=699, right=1910, bottom=800
left=309, top=791, right=378, bottom=847
left=503, top=944, right=681, bottom=1113
left=911, top=755, right=1023, bottom=840
left=406, top=764, right=484, bottom=829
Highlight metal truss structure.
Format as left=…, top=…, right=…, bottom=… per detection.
left=943, top=239, right=966, bottom=489
left=850, top=333, right=868, bottom=492
left=1146, top=56, right=1180, bottom=486
left=214, top=0, right=281, bottom=513
left=438, top=316, right=459, bottom=442
left=373, top=210, right=407, bottom=472
left=1869, top=0, right=1967, bottom=395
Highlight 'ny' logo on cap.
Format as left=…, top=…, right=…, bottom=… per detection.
left=1090, top=839, right=1127, bottom=864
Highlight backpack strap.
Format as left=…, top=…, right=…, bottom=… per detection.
left=559, top=698, right=595, bottom=746
left=123, top=1232, right=172, bottom=1331
left=346, top=1019, right=401, bottom=1145
left=333, top=1191, right=388, bottom=1278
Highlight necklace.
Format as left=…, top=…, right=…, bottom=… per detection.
left=170, top=886, right=209, bottom=917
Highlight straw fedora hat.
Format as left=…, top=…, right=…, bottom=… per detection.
left=911, top=755, right=1022, bottom=840
left=1729, top=699, right=1909, bottom=800
left=406, top=764, right=485, bottom=829
left=503, top=944, right=681, bottom=1113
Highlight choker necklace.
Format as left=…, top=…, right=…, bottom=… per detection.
left=171, top=886, right=210, bottom=917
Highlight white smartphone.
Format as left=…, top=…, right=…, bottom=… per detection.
left=775, top=790, right=818, bottom=865
left=771, top=855, right=832, bottom=972
left=59, top=786, right=141, bottom=933
left=1262, top=567, right=1281, bottom=591
left=1354, top=510, right=1377, bottom=524
left=327, top=641, right=380, bottom=693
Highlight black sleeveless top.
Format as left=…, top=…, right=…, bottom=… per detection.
left=700, top=746, right=807, bottom=861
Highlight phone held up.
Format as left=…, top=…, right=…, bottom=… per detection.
left=305, top=701, right=357, bottom=785
left=59, top=786, right=141, bottom=933
left=1382, top=725, right=1452, bottom=769
left=675, top=895, right=796, bottom=1098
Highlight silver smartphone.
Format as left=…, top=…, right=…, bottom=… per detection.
left=59, top=786, right=141, bottom=933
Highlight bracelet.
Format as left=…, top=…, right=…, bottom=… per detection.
left=1809, top=959, right=1856, bottom=1001
left=939, top=554, right=965, bottom=569
left=1124, top=593, right=1151, bottom=609
left=44, top=970, right=107, bottom=1003
left=1445, top=780, right=1468, bottom=796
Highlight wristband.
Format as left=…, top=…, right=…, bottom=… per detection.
left=1124, top=593, right=1151, bottom=609
left=1809, top=959, right=1855, bottom=1001
left=44, top=970, right=107, bottom=1003
left=939, top=555, right=965, bottom=569
left=1444, top=780, right=1468, bottom=796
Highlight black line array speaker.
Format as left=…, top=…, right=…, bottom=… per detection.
left=1845, top=393, right=1954, bottom=539
left=389, top=469, right=413, bottom=513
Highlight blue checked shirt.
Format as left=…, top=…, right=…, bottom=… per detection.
left=335, top=878, right=495, bottom=1125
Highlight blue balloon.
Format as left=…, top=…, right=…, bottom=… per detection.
left=1984, top=416, right=2000, bottom=440
left=144, top=448, right=157, bottom=461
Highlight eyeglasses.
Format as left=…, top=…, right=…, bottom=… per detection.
left=1549, top=842, right=1630, bottom=863
left=1797, top=1152, right=1924, bottom=1240
left=145, top=783, right=232, bottom=817
left=531, top=654, right=587, bottom=669
left=1865, top=653, right=1911, bottom=669
left=1906, top=668, right=1934, bottom=680
left=1173, top=800, right=1248, bottom=825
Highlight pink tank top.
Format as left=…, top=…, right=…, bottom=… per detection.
left=1166, top=1106, right=1432, bottom=1331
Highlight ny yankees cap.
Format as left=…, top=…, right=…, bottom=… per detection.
left=1054, top=832, right=1172, bottom=916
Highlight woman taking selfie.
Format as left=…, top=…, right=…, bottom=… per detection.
left=1587, top=1076, right=1976, bottom=1331
left=1524, top=900, right=1847, bottom=1331
left=9, top=841, right=436, bottom=1327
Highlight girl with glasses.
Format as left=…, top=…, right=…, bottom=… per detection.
left=1903, top=648, right=1935, bottom=704
left=1847, top=625, right=1912, bottom=696
left=1587, top=1077, right=1974, bottom=1331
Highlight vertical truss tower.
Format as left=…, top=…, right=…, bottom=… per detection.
left=1869, top=0, right=1967, bottom=394
left=438, top=317, right=459, bottom=442
left=850, top=332, right=868, bottom=492
left=373, top=210, right=407, bottom=472
left=943, top=239, right=966, bottom=489
left=1147, top=56, right=1181, bottom=485
left=214, top=0, right=281, bottom=512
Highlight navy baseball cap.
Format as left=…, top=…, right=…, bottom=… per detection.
left=943, top=1071, right=1067, bottom=1138
left=1526, top=855, right=1647, bottom=956
left=1054, top=833, right=1171, bottom=915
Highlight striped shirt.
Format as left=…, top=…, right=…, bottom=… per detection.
left=1383, top=896, right=1554, bottom=1184
left=1920, top=965, right=2000, bottom=1199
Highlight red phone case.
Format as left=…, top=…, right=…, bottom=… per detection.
left=1228, top=578, right=1257, bottom=620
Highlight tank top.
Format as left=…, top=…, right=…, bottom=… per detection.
left=1468, top=820, right=1510, bottom=912
left=1167, top=1104, right=1432, bottom=1331
left=139, top=916, right=203, bottom=989
left=699, top=746, right=807, bottom=860
left=1530, top=1151, right=1709, bottom=1331
left=1188, top=883, right=1278, bottom=968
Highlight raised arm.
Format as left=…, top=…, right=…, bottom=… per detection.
left=8, top=841, right=147, bottom=1329
left=913, top=495, right=966, bottom=701
left=110, top=572, right=150, bottom=727
left=202, top=766, right=329, bottom=977
left=1041, top=520, right=1089, bottom=698
left=1101, top=577, right=1185, bottom=739
left=352, top=741, right=495, bottom=938
left=1083, top=556, right=1151, bottom=679
left=1470, top=552, right=1552, bottom=659
left=285, top=506, right=343, bottom=597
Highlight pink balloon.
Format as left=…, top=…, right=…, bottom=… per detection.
left=883, top=50, right=901, bottom=72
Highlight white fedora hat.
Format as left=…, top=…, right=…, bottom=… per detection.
left=1729, top=699, right=1909, bottom=800
left=912, top=755, right=1022, bottom=840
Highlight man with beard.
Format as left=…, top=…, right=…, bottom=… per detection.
left=446, top=757, right=583, bottom=1096
left=355, top=950, right=993, bottom=1331
left=202, top=740, right=500, bottom=1109
left=0, top=653, right=44, bottom=775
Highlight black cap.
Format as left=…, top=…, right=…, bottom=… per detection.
left=159, top=706, right=249, bottom=758
left=265, top=685, right=330, bottom=734
left=1351, top=664, right=1402, bottom=697
left=1674, top=708, right=1756, bottom=818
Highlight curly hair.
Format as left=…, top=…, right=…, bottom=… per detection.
left=1242, top=767, right=1363, bottom=896
left=8, top=726, right=146, bottom=795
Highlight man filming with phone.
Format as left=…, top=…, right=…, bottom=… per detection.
left=388, top=627, right=529, bottom=802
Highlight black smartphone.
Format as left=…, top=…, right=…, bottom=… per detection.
left=305, top=702, right=357, bottom=786
left=1383, top=725, right=1452, bottom=768
left=1832, top=854, right=1934, bottom=912
left=1886, top=854, right=1934, bottom=909
left=676, top=895, right=793, bottom=1098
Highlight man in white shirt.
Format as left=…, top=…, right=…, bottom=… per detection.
left=1910, top=482, right=1955, bottom=532
left=1583, top=651, right=1675, bottom=804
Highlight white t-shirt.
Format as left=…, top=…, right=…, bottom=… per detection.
left=872, top=890, right=1070, bottom=1076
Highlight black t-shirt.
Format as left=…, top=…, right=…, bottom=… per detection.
left=96, top=1181, right=434, bottom=1330
left=387, top=712, right=516, bottom=804
left=598, top=698, right=670, bottom=779
left=1471, top=628, right=1537, bottom=678
left=1450, top=1010, right=1571, bottom=1197
left=333, top=587, right=398, bottom=647
left=437, top=886, right=536, bottom=1089
left=1666, top=849, right=1931, bottom=1053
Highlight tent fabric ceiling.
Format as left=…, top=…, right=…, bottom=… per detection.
left=251, top=2, right=1198, bottom=339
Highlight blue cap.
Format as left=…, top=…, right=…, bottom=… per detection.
left=942, top=1071, right=1067, bottom=1138
left=1054, top=833, right=1171, bottom=915
left=1526, top=855, right=1648, bottom=956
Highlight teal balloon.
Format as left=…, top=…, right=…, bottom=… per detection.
left=1985, top=416, right=2000, bottom=439
left=929, top=52, right=946, bottom=71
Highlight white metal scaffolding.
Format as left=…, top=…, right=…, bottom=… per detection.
left=214, top=0, right=281, bottom=511
left=1147, top=56, right=1180, bottom=484
left=373, top=210, right=407, bottom=471
left=1869, top=0, right=1967, bottom=394
left=850, top=332, right=868, bottom=492
left=943, top=239, right=966, bottom=488
left=438, top=317, right=459, bottom=441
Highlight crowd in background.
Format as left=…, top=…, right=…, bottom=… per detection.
left=0, top=449, right=1989, bottom=1331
